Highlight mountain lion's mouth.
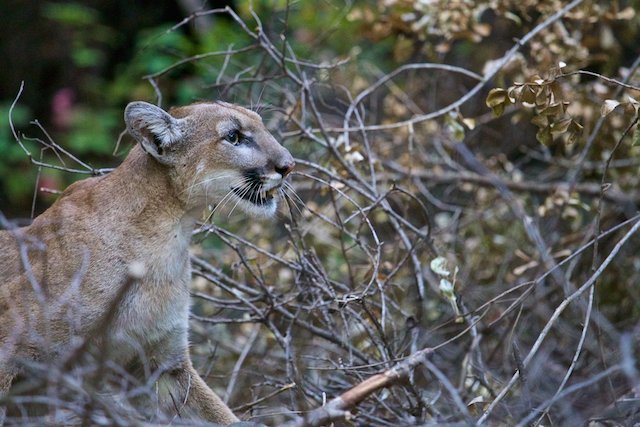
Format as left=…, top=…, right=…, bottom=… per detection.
left=232, top=185, right=278, bottom=206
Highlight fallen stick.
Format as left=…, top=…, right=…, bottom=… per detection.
left=284, top=347, right=433, bottom=427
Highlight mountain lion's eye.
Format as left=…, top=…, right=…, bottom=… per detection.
left=225, top=130, right=241, bottom=145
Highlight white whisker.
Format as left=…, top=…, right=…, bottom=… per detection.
left=227, top=180, right=255, bottom=217
left=180, top=174, right=235, bottom=195
left=208, top=177, right=249, bottom=219
left=213, top=177, right=250, bottom=216
left=282, top=188, right=303, bottom=217
left=283, top=182, right=305, bottom=210
left=285, top=189, right=304, bottom=217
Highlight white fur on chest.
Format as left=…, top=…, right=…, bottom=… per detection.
left=110, top=232, right=193, bottom=362
left=109, top=279, right=190, bottom=364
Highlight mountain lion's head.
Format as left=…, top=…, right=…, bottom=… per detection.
left=125, top=101, right=295, bottom=218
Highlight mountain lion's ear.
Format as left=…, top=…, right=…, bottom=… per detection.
left=124, top=101, right=185, bottom=165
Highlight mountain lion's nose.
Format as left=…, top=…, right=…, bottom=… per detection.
left=275, top=160, right=295, bottom=177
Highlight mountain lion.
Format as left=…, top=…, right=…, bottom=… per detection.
left=0, top=101, right=295, bottom=425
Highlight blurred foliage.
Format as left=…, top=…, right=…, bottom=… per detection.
left=0, top=103, right=32, bottom=206
left=0, top=1, right=375, bottom=214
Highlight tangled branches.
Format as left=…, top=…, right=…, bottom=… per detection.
left=3, top=1, right=640, bottom=425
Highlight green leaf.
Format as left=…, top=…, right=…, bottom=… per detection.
left=536, top=126, right=553, bottom=146
left=430, top=256, right=451, bottom=277
left=633, top=122, right=640, bottom=147
left=439, top=278, right=454, bottom=297
left=43, top=3, right=98, bottom=26
left=445, top=113, right=466, bottom=142
left=72, top=48, right=103, bottom=67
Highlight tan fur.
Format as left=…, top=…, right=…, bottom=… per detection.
left=0, top=101, right=294, bottom=425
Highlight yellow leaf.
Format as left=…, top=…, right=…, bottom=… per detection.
left=486, top=88, right=508, bottom=108
left=486, top=88, right=511, bottom=117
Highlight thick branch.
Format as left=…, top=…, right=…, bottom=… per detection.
left=283, top=347, right=433, bottom=427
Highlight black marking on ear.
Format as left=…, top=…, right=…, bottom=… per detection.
left=152, top=133, right=165, bottom=155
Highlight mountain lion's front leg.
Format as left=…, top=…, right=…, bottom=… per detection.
left=155, top=353, right=239, bottom=425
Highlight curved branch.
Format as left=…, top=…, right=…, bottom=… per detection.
left=283, top=347, right=433, bottom=427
